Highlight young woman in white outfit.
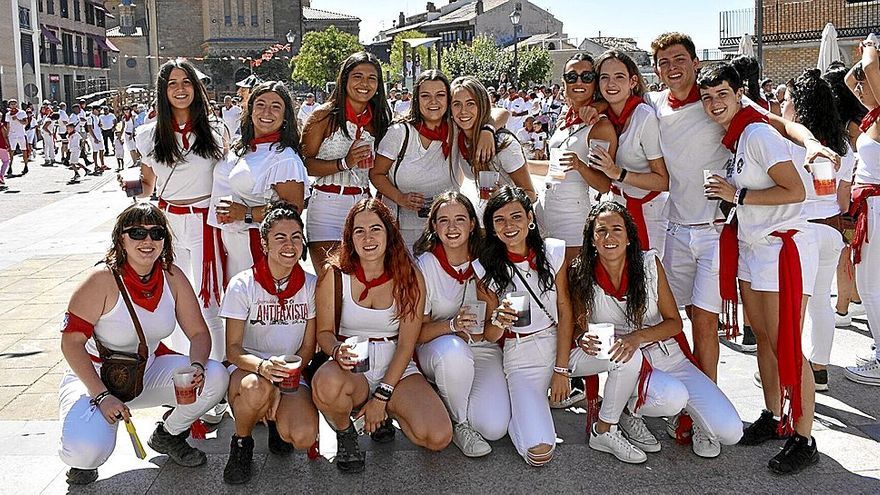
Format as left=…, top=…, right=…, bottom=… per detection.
left=412, top=192, right=510, bottom=458
left=781, top=71, right=854, bottom=392
left=473, top=186, right=571, bottom=467
left=591, top=50, right=670, bottom=256
left=220, top=203, right=318, bottom=484
left=302, top=52, right=391, bottom=279
left=569, top=202, right=742, bottom=462
left=213, top=81, right=309, bottom=279
left=132, top=59, right=227, bottom=363
left=701, top=63, right=819, bottom=475
left=311, top=199, right=452, bottom=473
left=58, top=203, right=228, bottom=485
left=535, top=53, right=615, bottom=264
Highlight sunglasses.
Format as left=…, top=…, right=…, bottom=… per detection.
left=563, top=70, right=596, bottom=84
left=123, top=226, right=167, bottom=241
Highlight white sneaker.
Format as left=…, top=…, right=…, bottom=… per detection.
left=691, top=422, right=721, bottom=458
left=201, top=400, right=228, bottom=425
left=549, top=388, right=586, bottom=409
left=452, top=422, right=492, bottom=458
left=855, top=344, right=877, bottom=366
left=665, top=413, right=684, bottom=439
left=844, top=359, right=880, bottom=386
left=849, top=301, right=866, bottom=317
left=589, top=423, right=647, bottom=464
left=834, top=312, right=852, bottom=327
left=619, top=410, right=661, bottom=453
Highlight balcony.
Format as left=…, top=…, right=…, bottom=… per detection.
left=720, top=0, right=880, bottom=47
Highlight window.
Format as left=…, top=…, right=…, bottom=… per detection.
left=73, top=0, right=80, bottom=21
left=75, top=35, right=83, bottom=66
left=62, top=33, right=74, bottom=65
left=250, top=0, right=258, bottom=25
left=60, top=0, right=68, bottom=18
left=39, top=0, right=43, bottom=13
left=19, top=6, right=31, bottom=29
left=224, top=0, right=232, bottom=25
left=237, top=0, right=245, bottom=25
left=85, top=2, right=94, bottom=25
left=96, top=9, right=104, bottom=27
left=47, top=0, right=54, bottom=15
left=86, top=37, right=94, bottom=67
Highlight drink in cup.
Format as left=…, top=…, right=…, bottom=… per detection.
left=703, top=170, right=725, bottom=201
left=811, top=159, right=836, bottom=196
left=278, top=355, right=303, bottom=394
left=172, top=367, right=198, bottom=405
left=357, top=140, right=375, bottom=169
left=120, top=168, right=143, bottom=197
left=479, top=171, right=501, bottom=200
left=589, top=139, right=610, bottom=165
left=465, top=301, right=487, bottom=334
left=588, top=323, right=616, bottom=360
left=418, top=195, right=434, bottom=218
left=548, top=148, right=567, bottom=181
left=506, top=291, right=531, bottom=329
left=345, top=336, right=371, bottom=373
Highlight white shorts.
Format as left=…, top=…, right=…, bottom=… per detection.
left=536, top=182, right=592, bottom=247
left=7, top=135, right=27, bottom=151
left=738, top=230, right=818, bottom=295
left=226, top=363, right=310, bottom=389
left=90, top=136, right=105, bottom=151
left=306, top=189, right=370, bottom=242
left=355, top=340, right=421, bottom=393
left=662, top=223, right=722, bottom=313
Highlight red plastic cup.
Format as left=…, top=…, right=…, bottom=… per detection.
left=172, top=367, right=197, bottom=405
left=278, top=355, right=303, bottom=394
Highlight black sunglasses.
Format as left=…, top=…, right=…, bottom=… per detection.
left=123, top=226, right=167, bottom=241
left=563, top=70, right=596, bottom=84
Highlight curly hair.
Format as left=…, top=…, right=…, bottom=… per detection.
left=650, top=32, right=697, bottom=65
left=568, top=202, right=647, bottom=332
left=789, top=69, right=849, bottom=157
left=479, top=186, right=554, bottom=295
left=104, top=203, right=174, bottom=271
left=412, top=191, right=483, bottom=257
left=328, top=198, right=420, bottom=321
left=731, top=55, right=763, bottom=105
left=232, top=81, right=302, bottom=157
left=823, top=66, right=868, bottom=127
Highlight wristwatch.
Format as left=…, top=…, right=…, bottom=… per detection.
left=244, top=207, right=254, bottom=224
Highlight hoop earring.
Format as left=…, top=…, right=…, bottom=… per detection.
left=528, top=222, right=536, bottom=230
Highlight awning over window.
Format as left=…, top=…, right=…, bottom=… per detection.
left=41, top=25, right=62, bottom=45
left=92, top=35, right=119, bottom=52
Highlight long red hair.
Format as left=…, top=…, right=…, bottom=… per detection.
left=328, top=198, right=420, bottom=321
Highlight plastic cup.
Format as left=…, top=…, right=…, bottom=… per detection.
left=418, top=195, right=434, bottom=218
left=120, top=168, right=143, bottom=197
left=345, top=336, right=371, bottom=373
left=548, top=148, right=567, bottom=180
left=506, top=291, right=532, bottom=329
left=465, top=301, right=487, bottom=334
left=589, top=139, right=610, bottom=165
left=479, top=171, right=500, bottom=200
left=703, top=169, right=725, bottom=201
left=172, top=367, right=197, bottom=405
left=588, top=323, right=616, bottom=360
left=278, top=355, right=303, bottom=394
left=811, top=159, right=836, bottom=196
left=356, top=140, right=375, bottom=169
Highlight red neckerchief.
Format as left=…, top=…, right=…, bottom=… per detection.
left=848, top=184, right=880, bottom=264
left=506, top=249, right=537, bottom=270
left=172, top=118, right=194, bottom=150
left=353, top=263, right=392, bottom=302
left=594, top=259, right=628, bottom=301
left=431, top=244, right=473, bottom=284
left=457, top=131, right=470, bottom=161
left=120, top=261, right=164, bottom=312
left=561, top=104, right=590, bottom=130
left=859, top=106, right=880, bottom=133
left=417, top=121, right=451, bottom=158
left=756, top=97, right=770, bottom=110
left=769, top=230, right=804, bottom=436
left=721, top=105, right=768, bottom=153
left=252, top=256, right=306, bottom=307
left=667, top=83, right=701, bottom=110
left=345, top=100, right=372, bottom=140
left=606, top=96, right=642, bottom=135
left=123, top=114, right=132, bottom=122
left=249, top=131, right=281, bottom=151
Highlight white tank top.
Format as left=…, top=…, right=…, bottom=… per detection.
left=855, top=133, right=880, bottom=185
left=589, top=251, right=663, bottom=337
left=417, top=251, right=477, bottom=321
left=338, top=273, right=399, bottom=339
left=314, top=122, right=375, bottom=187
left=547, top=121, right=595, bottom=189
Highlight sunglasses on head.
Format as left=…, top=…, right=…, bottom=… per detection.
left=123, top=226, right=167, bottom=241
left=563, top=70, right=596, bottom=84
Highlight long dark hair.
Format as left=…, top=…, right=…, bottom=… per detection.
left=731, top=55, right=763, bottom=104
left=568, top=202, right=647, bottom=332
left=104, top=203, right=174, bottom=270
left=151, top=59, right=223, bottom=165
left=413, top=191, right=483, bottom=257
left=823, top=66, right=868, bottom=126
left=327, top=52, right=391, bottom=143
left=479, top=186, right=554, bottom=295
left=232, top=81, right=301, bottom=156
left=789, top=69, right=849, bottom=157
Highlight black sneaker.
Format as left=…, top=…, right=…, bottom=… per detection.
left=768, top=434, right=819, bottom=474
left=740, top=410, right=789, bottom=446
left=223, top=435, right=254, bottom=484
left=740, top=325, right=757, bottom=353
left=147, top=422, right=207, bottom=467
left=813, top=368, right=829, bottom=392
left=267, top=420, right=294, bottom=455
left=66, top=467, right=98, bottom=485
left=370, top=418, right=396, bottom=444
left=335, top=423, right=365, bottom=473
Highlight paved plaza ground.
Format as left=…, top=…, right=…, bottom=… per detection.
left=0, top=152, right=878, bottom=494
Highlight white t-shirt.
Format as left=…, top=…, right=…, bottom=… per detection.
left=854, top=133, right=880, bottom=185
left=88, top=114, right=103, bottom=140
left=504, top=97, right=529, bottom=132
left=616, top=103, right=664, bottom=199
left=5, top=110, right=27, bottom=138
left=726, top=122, right=806, bottom=245
left=67, top=131, right=82, bottom=154
left=788, top=142, right=855, bottom=220
left=297, top=103, right=317, bottom=125
left=77, top=110, right=88, bottom=132
left=99, top=114, right=116, bottom=130
left=418, top=251, right=477, bottom=321
left=530, top=131, right=548, bottom=150
left=220, top=268, right=317, bottom=360
left=456, top=134, right=527, bottom=223
left=394, top=99, right=411, bottom=116
left=222, top=105, right=242, bottom=136
left=68, top=112, right=82, bottom=134
left=515, top=127, right=531, bottom=144
left=58, top=109, right=69, bottom=124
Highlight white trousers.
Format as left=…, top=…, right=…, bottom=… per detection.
left=803, top=223, right=844, bottom=365
left=855, top=196, right=880, bottom=361
left=503, top=328, right=557, bottom=458
left=58, top=356, right=228, bottom=470
left=569, top=343, right=645, bottom=423
left=42, top=132, right=56, bottom=162
left=417, top=335, right=510, bottom=441
left=162, top=209, right=226, bottom=361
left=663, top=223, right=722, bottom=313
left=641, top=339, right=743, bottom=444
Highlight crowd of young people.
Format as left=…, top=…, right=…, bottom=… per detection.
left=56, top=31, right=880, bottom=485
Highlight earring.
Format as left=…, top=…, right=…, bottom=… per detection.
left=528, top=222, right=536, bottom=230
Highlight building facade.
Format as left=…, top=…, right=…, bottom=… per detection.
left=1, top=0, right=42, bottom=104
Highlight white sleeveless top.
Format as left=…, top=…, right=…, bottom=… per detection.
left=135, top=121, right=224, bottom=201
left=337, top=273, right=399, bottom=339
left=314, top=121, right=376, bottom=187
left=855, top=132, right=880, bottom=185
left=417, top=251, right=478, bottom=321
left=547, top=121, right=595, bottom=189
left=87, top=274, right=177, bottom=358
left=589, top=251, right=663, bottom=338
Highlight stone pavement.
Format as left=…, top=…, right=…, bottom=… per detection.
left=0, top=155, right=878, bottom=494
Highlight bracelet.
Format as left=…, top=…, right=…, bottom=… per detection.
left=340, top=158, right=350, bottom=171
left=256, top=359, right=268, bottom=377
left=372, top=392, right=390, bottom=403
left=481, top=124, right=496, bottom=133
left=191, top=362, right=205, bottom=373
left=449, top=317, right=457, bottom=334
left=553, top=366, right=572, bottom=377
left=90, top=390, right=111, bottom=407
left=377, top=382, right=395, bottom=395
left=617, top=168, right=628, bottom=182
left=331, top=343, right=342, bottom=361
left=855, top=62, right=866, bottom=82
left=736, top=188, right=748, bottom=205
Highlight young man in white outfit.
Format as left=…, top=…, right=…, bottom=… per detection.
left=4, top=99, right=29, bottom=175
left=221, top=96, right=242, bottom=137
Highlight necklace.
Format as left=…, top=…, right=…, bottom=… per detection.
left=273, top=274, right=290, bottom=293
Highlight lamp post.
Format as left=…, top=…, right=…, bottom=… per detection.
left=509, top=7, right=521, bottom=87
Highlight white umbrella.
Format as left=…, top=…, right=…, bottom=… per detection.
left=818, top=23, right=842, bottom=74
left=738, top=33, right=755, bottom=57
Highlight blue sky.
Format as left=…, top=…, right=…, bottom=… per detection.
left=313, top=0, right=755, bottom=51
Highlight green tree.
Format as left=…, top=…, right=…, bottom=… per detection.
left=291, top=26, right=363, bottom=89
left=382, top=30, right=436, bottom=85
left=443, top=35, right=551, bottom=88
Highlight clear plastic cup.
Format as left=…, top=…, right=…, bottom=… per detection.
left=172, top=367, right=197, bottom=405
left=356, top=140, right=375, bottom=169
left=703, top=169, right=725, bottom=200
left=345, top=336, right=370, bottom=373
left=278, top=355, right=303, bottom=394
left=589, top=139, right=610, bottom=165
left=479, top=171, right=501, bottom=200
left=120, top=168, right=143, bottom=197
left=506, top=291, right=531, bottom=329
left=811, top=159, right=836, bottom=196
left=465, top=301, right=487, bottom=334
left=548, top=148, right=567, bottom=181
left=588, top=323, right=616, bottom=360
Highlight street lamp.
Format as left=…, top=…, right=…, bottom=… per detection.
left=509, top=7, right=521, bottom=87
left=285, top=29, right=296, bottom=44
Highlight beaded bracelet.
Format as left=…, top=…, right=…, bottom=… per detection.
left=553, top=366, right=572, bottom=377
left=449, top=317, right=457, bottom=334
left=90, top=390, right=111, bottom=408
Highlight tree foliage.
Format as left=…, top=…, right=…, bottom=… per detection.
left=382, top=30, right=436, bottom=85
left=442, top=35, right=552, bottom=88
left=291, top=26, right=363, bottom=89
